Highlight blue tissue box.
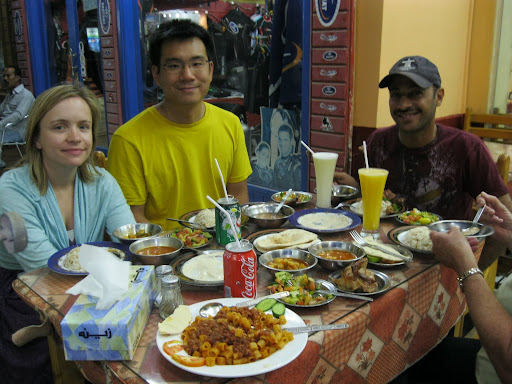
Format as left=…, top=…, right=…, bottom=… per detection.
left=61, top=265, right=157, bottom=360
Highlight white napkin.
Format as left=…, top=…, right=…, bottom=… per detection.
left=66, top=244, right=131, bottom=309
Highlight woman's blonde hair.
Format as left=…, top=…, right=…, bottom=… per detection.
left=20, top=84, right=101, bottom=194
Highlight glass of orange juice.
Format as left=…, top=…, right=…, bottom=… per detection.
left=358, top=168, right=389, bottom=238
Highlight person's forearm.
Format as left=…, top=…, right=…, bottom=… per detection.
left=227, top=180, right=249, bottom=204
left=130, top=205, right=150, bottom=223
left=462, top=274, right=512, bottom=383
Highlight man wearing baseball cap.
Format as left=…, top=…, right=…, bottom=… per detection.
left=336, top=55, right=512, bottom=223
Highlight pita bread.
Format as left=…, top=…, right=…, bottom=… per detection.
left=361, top=238, right=409, bottom=262
left=255, top=229, right=318, bottom=252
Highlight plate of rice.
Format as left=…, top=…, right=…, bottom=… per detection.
left=179, top=208, right=249, bottom=233
left=387, top=226, right=434, bottom=254
left=47, top=241, right=131, bottom=276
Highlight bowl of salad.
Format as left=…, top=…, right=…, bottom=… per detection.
left=165, top=227, right=213, bottom=249
left=271, top=191, right=313, bottom=206
left=396, top=208, right=442, bottom=226
left=267, top=271, right=336, bottom=307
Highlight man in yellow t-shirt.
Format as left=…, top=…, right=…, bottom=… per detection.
left=108, top=19, right=252, bottom=230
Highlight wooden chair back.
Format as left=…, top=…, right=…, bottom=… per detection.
left=93, top=150, right=107, bottom=169
left=464, top=108, right=512, bottom=141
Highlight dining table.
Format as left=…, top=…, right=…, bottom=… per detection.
left=12, top=199, right=482, bottom=384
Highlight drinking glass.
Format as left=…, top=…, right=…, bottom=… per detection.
left=313, top=152, right=339, bottom=208
left=358, top=168, right=389, bottom=238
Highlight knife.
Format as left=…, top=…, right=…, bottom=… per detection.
left=316, top=289, right=373, bottom=302
left=235, top=291, right=291, bottom=307
left=284, top=323, right=349, bottom=333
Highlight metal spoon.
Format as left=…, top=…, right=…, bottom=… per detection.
left=284, top=323, right=349, bottom=334
left=334, top=202, right=351, bottom=209
left=199, top=292, right=292, bottom=318
left=166, top=217, right=209, bottom=230
left=462, top=203, right=486, bottom=235
left=275, top=188, right=293, bottom=213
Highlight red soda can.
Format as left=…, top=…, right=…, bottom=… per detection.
left=223, top=240, right=257, bottom=299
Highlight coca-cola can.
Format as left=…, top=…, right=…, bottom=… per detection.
left=223, top=239, right=257, bottom=299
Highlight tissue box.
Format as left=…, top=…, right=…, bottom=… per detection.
left=61, top=266, right=157, bottom=360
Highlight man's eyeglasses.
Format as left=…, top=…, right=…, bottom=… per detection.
left=161, top=59, right=210, bottom=73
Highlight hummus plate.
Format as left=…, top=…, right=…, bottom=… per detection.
left=289, top=208, right=360, bottom=233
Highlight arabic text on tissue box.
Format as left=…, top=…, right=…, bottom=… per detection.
left=61, top=266, right=157, bottom=360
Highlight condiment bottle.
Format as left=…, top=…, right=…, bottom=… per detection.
left=155, top=265, right=174, bottom=307
left=159, top=274, right=185, bottom=319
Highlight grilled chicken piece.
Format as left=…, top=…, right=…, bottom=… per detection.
left=333, top=258, right=378, bottom=293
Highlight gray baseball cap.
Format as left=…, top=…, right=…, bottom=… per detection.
left=379, top=56, right=441, bottom=89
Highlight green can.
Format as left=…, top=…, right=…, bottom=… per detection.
left=215, top=195, right=241, bottom=245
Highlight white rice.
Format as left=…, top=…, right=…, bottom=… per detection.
left=59, top=246, right=125, bottom=272
left=61, top=247, right=86, bottom=272
left=402, top=226, right=433, bottom=251
left=195, top=209, right=215, bottom=228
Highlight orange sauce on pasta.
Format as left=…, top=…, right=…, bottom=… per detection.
left=137, top=246, right=176, bottom=256
left=317, top=249, right=356, bottom=261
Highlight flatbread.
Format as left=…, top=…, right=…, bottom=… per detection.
left=255, top=229, right=318, bottom=252
left=361, top=238, right=407, bottom=262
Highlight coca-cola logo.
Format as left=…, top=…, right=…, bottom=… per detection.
left=240, top=256, right=256, bottom=298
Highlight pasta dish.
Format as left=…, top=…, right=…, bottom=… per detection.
left=167, top=306, right=293, bottom=367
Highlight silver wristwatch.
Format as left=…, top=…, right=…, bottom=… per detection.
left=456, top=267, right=484, bottom=291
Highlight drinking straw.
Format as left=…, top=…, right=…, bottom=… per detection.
left=300, top=140, right=315, bottom=155
left=214, top=158, right=229, bottom=201
left=363, top=141, right=369, bottom=168
left=206, top=195, right=241, bottom=248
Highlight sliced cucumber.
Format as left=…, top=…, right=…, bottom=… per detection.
left=272, top=302, right=286, bottom=318
left=255, top=298, right=277, bottom=312
left=367, top=255, right=382, bottom=263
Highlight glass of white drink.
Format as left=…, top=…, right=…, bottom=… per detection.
left=313, top=152, right=338, bottom=208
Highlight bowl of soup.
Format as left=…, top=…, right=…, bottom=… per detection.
left=112, top=223, right=163, bottom=245
left=259, top=249, right=317, bottom=276
left=242, top=203, right=295, bottom=228
left=309, top=241, right=366, bottom=271
left=129, top=236, right=183, bottom=266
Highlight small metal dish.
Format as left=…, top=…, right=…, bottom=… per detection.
left=271, top=191, right=313, bottom=206
left=112, top=223, right=162, bottom=245
left=331, top=185, right=359, bottom=206
left=129, top=236, right=183, bottom=266
left=243, top=203, right=295, bottom=228
left=308, top=241, right=366, bottom=271
left=259, top=249, right=317, bottom=276
left=428, top=220, right=494, bottom=241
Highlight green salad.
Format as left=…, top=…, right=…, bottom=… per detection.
left=267, top=272, right=334, bottom=306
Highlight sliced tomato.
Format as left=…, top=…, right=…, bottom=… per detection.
left=163, top=341, right=184, bottom=356
left=171, top=354, right=206, bottom=367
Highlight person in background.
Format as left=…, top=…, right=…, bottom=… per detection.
left=108, top=19, right=252, bottom=230
left=398, top=191, right=512, bottom=383
left=273, top=123, right=301, bottom=190
left=0, top=84, right=135, bottom=383
left=334, top=56, right=512, bottom=221
left=249, top=141, right=272, bottom=186
left=0, top=65, right=35, bottom=168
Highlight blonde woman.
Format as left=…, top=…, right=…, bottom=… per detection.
left=0, top=84, right=134, bottom=382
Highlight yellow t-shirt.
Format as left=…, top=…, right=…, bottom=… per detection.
left=108, top=103, right=252, bottom=230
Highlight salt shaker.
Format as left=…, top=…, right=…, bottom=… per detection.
left=155, top=265, right=174, bottom=307
left=159, top=274, right=185, bottom=319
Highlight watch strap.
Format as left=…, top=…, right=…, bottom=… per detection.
left=456, top=267, right=484, bottom=291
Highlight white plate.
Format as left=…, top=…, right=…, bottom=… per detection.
left=156, top=298, right=308, bottom=378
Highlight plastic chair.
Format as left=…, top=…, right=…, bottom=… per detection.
left=0, top=115, right=28, bottom=166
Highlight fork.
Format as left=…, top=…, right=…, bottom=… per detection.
left=349, top=230, right=411, bottom=261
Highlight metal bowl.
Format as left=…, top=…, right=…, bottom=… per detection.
left=271, top=191, right=313, bottom=206
left=308, top=241, right=366, bottom=271
left=428, top=220, right=494, bottom=241
left=112, top=223, right=162, bottom=245
left=259, top=249, right=317, bottom=275
left=332, top=185, right=359, bottom=206
left=242, top=203, right=295, bottom=228
left=129, top=236, right=183, bottom=266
